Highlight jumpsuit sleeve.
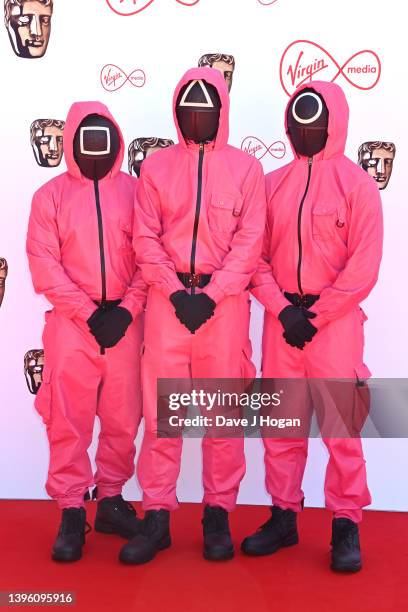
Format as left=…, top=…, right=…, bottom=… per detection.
left=311, top=178, right=383, bottom=329
left=203, top=160, right=267, bottom=304
left=132, top=171, right=185, bottom=299
left=120, top=266, right=148, bottom=318
left=26, top=189, right=97, bottom=322
left=250, top=200, right=292, bottom=317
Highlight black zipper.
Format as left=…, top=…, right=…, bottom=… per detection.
left=189, top=143, right=205, bottom=296
left=94, top=178, right=107, bottom=355
left=296, top=157, right=313, bottom=295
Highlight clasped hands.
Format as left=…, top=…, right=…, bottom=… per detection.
left=278, top=305, right=317, bottom=350
left=87, top=306, right=133, bottom=348
left=170, top=290, right=216, bottom=334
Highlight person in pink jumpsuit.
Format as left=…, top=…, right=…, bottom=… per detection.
left=119, top=67, right=266, bottom=565
left=241, top=81, right=383, bottom=572
left=26, top=101, right=146, bottom=562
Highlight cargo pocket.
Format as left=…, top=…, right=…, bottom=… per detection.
left=358, top=307, right=368, bottom=325
left=34, top=367, right=52, bottom=425
left=352, top=363, right=371, bottom=436
left=139, top=343, right=145, bottom=394
left=208, top=194, right=243, bottom=233
left=241, top=343, right=256, bottom=381
left=312, top=204, right=338, bottom=241
left=119, top=220, right=133, bottom=251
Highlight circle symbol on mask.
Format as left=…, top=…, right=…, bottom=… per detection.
left=287, top=88, right=329, bottom=157
left=292, top=92, right=323, bottom=124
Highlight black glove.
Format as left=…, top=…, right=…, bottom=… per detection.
left=278, top=305, right=317, bottom=350
left=87, top=306, right=133, bottom=348
left=170, top=290, right=190, bottom=312
left=170, top=290, right=191, bottom=326
left=87, top=308, right=104, bottom=333
left=189, top=293, right=216, bottom=332
left=170, top=290, right=216, bottom=333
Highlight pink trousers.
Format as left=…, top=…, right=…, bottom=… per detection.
left=262, top=307, right=372, bottom=523
left=137, top=287, right=254, bottom=512
left=35, top=309, right=143, bottom=509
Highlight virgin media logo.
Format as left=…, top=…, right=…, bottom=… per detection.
left=280, top=40, right=381, bottom=96
left=101, top=64, right=146, bottom=92
left=241, top=137, right=286, bottom=161
left=106, top=0, right=199, bottom=16
left=257, top=0, right=278, bottom=5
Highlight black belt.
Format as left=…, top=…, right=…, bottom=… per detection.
left=93, top=299, right=122, bottom=311
left=284, top=292, right=320, bottom=309
left=177, top=272, right=212, bottom=289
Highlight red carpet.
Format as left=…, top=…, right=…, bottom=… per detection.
left=0, top=501, right=407, bottom=612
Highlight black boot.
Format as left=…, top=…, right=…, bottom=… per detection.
left=94, top=494, right=141, bottom=539
left=119, top=509, right=171, bottom=565
left=241, top=506, right=298, bottom=556
left=331, top=518, right=362, bottom=572
left=202, top=506, right=234, bottom=561
left=52, top=507, right=90, bottom=562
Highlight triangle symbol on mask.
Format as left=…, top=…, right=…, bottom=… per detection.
left=179, top=80, right=215, bottom=108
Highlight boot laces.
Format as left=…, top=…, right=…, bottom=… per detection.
left=111, top=495, right=137, bottom=518
left=141, top=511, right=166, bottom=537
left=60, top=509, right=91, bottom=536
left=333, top=521, right=357, bottom=548
left=258, top=508, right=291, bottom=533
left=203, top=507, right=229, bottom=534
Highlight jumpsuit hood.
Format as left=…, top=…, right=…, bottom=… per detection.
left=63, top=101, right=125, bottom=180
left=172, top=67, right=230, bottom=151
left=285, top=80, right=349, bottom=161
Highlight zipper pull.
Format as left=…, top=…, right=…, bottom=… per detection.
left=308, top=157, right=313, bottom=167
left=200, top=143, right=204, bottom=153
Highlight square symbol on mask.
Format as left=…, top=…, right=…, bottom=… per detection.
left=80, top=127, right=111, bottom=155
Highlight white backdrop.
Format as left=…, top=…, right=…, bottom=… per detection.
left=0, top=0, right=407, bottom=512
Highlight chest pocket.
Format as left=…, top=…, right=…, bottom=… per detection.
left=119, top=220, right=133, bottom=251
left=208, top=194, right=243, bottom=234
left=312, top=204, right=345, bottom=242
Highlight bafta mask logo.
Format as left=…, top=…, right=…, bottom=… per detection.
left=4, top=0, right=53, bottom=59
left=358, top=141, right=396, bottom=190
left=198, top=53, right=235, bottom=92
left=128, top=137, right=174, bottom=178
left=24, top=349, right=44, bottom=395
left=30, top=119, right=65, bottom=167
left=0, top=258, right=8, bottom=308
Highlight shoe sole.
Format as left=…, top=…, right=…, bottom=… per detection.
left=203, top=547, right=234, bottom=561
left=330, top=562, right=362, bottom=573
left=241, top=535, right=299, bottom=557
left=94, top=518, right=140, bottom=540
left=52, top=551, right=82, bottom=563
left=119, top=536, right=171, bottom=565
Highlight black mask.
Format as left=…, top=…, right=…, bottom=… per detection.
left=287, top=89, right=329, bottom=157
left=74, top=114, right=120, bottom=180
left=176, top=80, right=221, bottom=144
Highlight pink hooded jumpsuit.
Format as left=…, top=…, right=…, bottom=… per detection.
left=252, top=81, right=383, bottom=523
left=26, top=102, right=146, bottom=509
left=133, top=67, right=266, bottom=512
